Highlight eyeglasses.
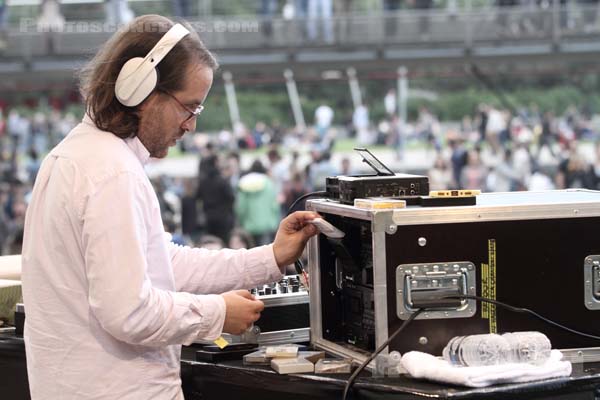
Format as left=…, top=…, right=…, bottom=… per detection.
left=159, top=89, right=204, bottom=124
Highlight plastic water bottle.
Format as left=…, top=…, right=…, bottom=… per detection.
left=389, top=351, right=402, bottom=364
left=503, top=331, right=551, bottom=365
left=387, top=351, right=402, bottom=377
left=442, top=332, right=551, bottom=367
left=443, top=334, right=510, bottom=366
left=374, top=351, right=403, bottom=377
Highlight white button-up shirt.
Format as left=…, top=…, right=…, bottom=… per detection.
left=22, top=116, right=282, bottom=399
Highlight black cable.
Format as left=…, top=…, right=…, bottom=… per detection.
left=446, top=294, right=600, bottom=341
left=286, top=190, right=327, bottom=215
left=342, top=309, right=423, bottom=400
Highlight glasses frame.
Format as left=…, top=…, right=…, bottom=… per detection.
left=158, top=89, right=204, bottom=125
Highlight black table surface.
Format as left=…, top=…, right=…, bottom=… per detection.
left=3, top=331, right=600, bottom=400
left=180, top=346, right=600, bottom=400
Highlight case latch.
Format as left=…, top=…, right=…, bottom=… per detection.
left=594, top=263, right=600, bottom=299
left=396, top=262, right=476, bottom=320
left=584, top=256, right=600, bottom=310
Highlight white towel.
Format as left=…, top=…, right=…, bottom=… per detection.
left=401, top=350, right=572, bottom=387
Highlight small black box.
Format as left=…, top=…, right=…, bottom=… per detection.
left=325, top=148, right=429, bottom=204
left=336, top=174, right=429, bottom=205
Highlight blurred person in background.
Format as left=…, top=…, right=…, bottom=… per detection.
left=37, top=0, right=64, bottom=33
left=460, top=147, right=488, bottom=190
left=270, top=119, right=285, bottom=144
left=428, top=153, right=453, bottom=190
left=448, top=138, right=468, bottom=189
left=512, top=140, right=533, bottom=188
left=0, top=108, right=5, bottom=156
left=55, top=112, right=76, bottom=141
left=0, top=0, right=7, bottom=50
left=235, top=159, right=281, bottom=246
left=180, top=178, right=200, bottom=241
left=353, top=103, right=372, bottom=145
left=476, top=103, right=488, bottom=144
left=172, top=0, right=192, bottom=18
left=283, top=172, right=309, bottom=213
left=580, top=0, right=600, bottom=32
left=223, top=151, right=241, bottom=190
left=196, top=154, right=236, bottom=244
left=252, top=121, right=269, bottom=148
left=197, top=234, right=225, bottom=250
left=228, top=228, right=255, bottom=249
left=197, top=141, right=216, bottom=178
left=527, top=164, right=556, bottom=191
left=384, top=88, right=396, bottom=118
left=336, top=0, right=353, bottom=37
left=235, top=122, right=256, bottom=149
left=105, top=0, right=134, bottom=26
left=485, top=105, right=506, bottom=154
left=31, top=110, right=48, bottom=154
left=3, top=183, right=27, bottom=255
left=294, top=0, right=309, bottom=29
left=556, top=141, right=591, bottom=189
left=587, top=142, right=600, bottom=190
left=307, top=0, right=333, bottom=42
left=47, top=109, right=62, bottom=148
left=6, top=110, right=28, bottom=182
left=21, top=15, right=319, bottom=400
left=339, top=156, right=352, bottom=176
left=287, top=150, right=302, bottom=177
left=383, top=0, right=402, bottom=36
left=416, top=106, right=441, bottom=154
left=260, top=0, right=278, bottom=37
left=536, top=111, right=558, bottom=159
left=308, top=150, right=337, bottom=191
left=414, top=0, right=433, bottom=39
left=389, top=115, right=406, bottom=161
left=152, top=176, right=177, bottom=225
left=0, top=184, right=11, bottom=254
left=495, top=0, right=519, bottom=35
left=25, top=148, right=41, bottom=186
left=486, top=147, right=521, bottom=192
left=314, top=103, right=334, bottom=143
left=267, top=147, right=290, bottom=216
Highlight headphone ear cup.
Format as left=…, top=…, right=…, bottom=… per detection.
left=115, top=57, right=158, bottom=107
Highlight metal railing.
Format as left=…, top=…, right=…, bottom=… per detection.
left=3, top=5, right=600, bottom=59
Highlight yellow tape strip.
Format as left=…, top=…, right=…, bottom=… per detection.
left=213, top=336, right=229, bottom=349
left=488, top=239, right=497, bottom=334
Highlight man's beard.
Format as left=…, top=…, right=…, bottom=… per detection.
left=139, top=117, right=180, bottom=159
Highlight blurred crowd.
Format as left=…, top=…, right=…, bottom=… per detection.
left=424, top=103, right=600, bottom=193
left=153, top=141, right=347, bottom=253
left=0, top=92, right=598, bottom=257
left=0, top=107, right=78, bottom=256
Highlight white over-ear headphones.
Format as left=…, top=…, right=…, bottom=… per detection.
left=114, top=23, right=190, bottom=107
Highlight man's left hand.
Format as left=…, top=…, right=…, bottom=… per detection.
left=272, top=211, right=320, bottom=270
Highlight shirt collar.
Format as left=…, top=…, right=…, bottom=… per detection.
left=125, top=136, right=151, bottom=165
left=82, top=114, right=151, bottom=165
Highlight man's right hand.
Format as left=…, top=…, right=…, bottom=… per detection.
left=221, top=290, right=264, bottom=335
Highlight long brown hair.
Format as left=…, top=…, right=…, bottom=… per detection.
left=79, top=15, right=218, bottom=138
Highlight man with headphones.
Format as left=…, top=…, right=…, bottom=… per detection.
left=21, top=15, right=319, bottom=400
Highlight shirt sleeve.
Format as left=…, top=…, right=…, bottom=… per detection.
left=167, top=239, right=282, bottom=294
left=81, top=172, right=226, bottom=346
